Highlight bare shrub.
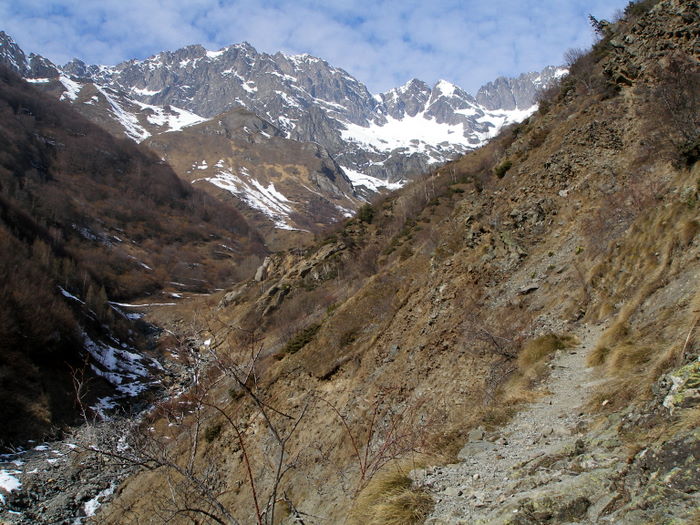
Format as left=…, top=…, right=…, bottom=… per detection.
left=316, top=388, right=429, bottom=495
left=582, top=176, right=664, bottom=256
left=652, top=53, right=700, bottom=165
left=535, top=83, right=562, bottom=115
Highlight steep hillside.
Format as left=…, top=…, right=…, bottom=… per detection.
left=2, top=0, right=699, bottom=523
left=0, top=68, right=266, bottom=445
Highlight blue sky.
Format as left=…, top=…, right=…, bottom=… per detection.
left=0, top=0, right=631, bottom=94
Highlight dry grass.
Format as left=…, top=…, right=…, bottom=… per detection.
left=687, top=507, right=700, bottom=525
left=500, top=333, right=578, bottom=403
left=681, top=219, right=699, bottom=246
left=584, top=172, right=700, bottom=411
left=349, top=469, right=433, bottom=525
left=518, top=334, right=578, bottom=370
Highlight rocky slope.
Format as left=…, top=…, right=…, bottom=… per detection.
left=2, top=1, right=699, bottom=523
left=143, top=107, right=361, bottom=246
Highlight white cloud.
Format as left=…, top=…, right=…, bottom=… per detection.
left=1, top=0, right=630, bottom=94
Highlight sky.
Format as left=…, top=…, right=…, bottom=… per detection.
left=0, top=0, right=631, bottom=95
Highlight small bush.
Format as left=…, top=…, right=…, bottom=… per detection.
left=205, top=422, right=222, bottom=443
left=494, top=160, right=513, bottom=179
left=283, top=323, right=321, bottom=354
left=357, top=204, right=375, bottom=224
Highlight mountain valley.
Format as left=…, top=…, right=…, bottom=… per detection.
left=0, top=0, right=699, bottom=524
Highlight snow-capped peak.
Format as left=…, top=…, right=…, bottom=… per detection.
left=434, top=79, right=458, bottom=98
left=205, top=48, right=227, bottom=59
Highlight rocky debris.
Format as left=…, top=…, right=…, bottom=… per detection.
left=0, top=424, right=136, bottom=524
left=254, top=257, right=272, bottom=282
left=659, top=359, right=700, bottom=413
left=250, top=242, right=349, bottom=315
left=414, top=324, right=700, bottom=524
left=602, top=0, right=700, bottom=89
left=219, top=283, right=249, bottom=308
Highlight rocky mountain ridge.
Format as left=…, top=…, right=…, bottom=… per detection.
left=0, top=31, right=564, bottom=238
left=82, top=46, right=564, bottom=181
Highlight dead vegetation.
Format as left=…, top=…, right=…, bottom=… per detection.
left=349, top=469, right=433, bottom=525
left=0, top=67, right=266, bottom=445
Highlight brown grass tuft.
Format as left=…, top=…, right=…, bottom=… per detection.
left=518, top=334, right=578, bottom=370
left=349, top=470, right=433, bottom=525
left=681, top=219, right=699, bottom=246
left=506, top=333, right=578, bottom=395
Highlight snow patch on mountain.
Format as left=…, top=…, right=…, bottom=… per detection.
left=434, top=79, right=458, bottom=98
left=475, top=104, right=538, bottom=140
left=341, top=167, right=405, bottom=194
left=341, top=112, right=474, bottom=158
left=195, top=168, right=298, bottom=230
left=59, top=75, right=81, bottom=101
left=131, top=86, right=162, bottom=96
left=135, top=102, right=207, bottom=132
left=206, top=48, right=226, bottom=59
left=94, top=85, right=151, bottom=142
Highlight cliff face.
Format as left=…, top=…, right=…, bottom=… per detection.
left=475, top=66, right=566, bottom=110
left=1, top=1, right=699, bottom=523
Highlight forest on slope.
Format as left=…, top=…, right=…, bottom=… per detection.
left=0, top=67, right=266, bottom=444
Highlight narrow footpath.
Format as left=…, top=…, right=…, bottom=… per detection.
left=415, top=323, right=610, bottom=524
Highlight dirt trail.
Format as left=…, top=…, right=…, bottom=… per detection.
left=415, top=323, right=607, bottom=524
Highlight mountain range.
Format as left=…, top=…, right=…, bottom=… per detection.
left=1, top=1, right=700, bottom=523
left=0, top=32, right=564, bottom=241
